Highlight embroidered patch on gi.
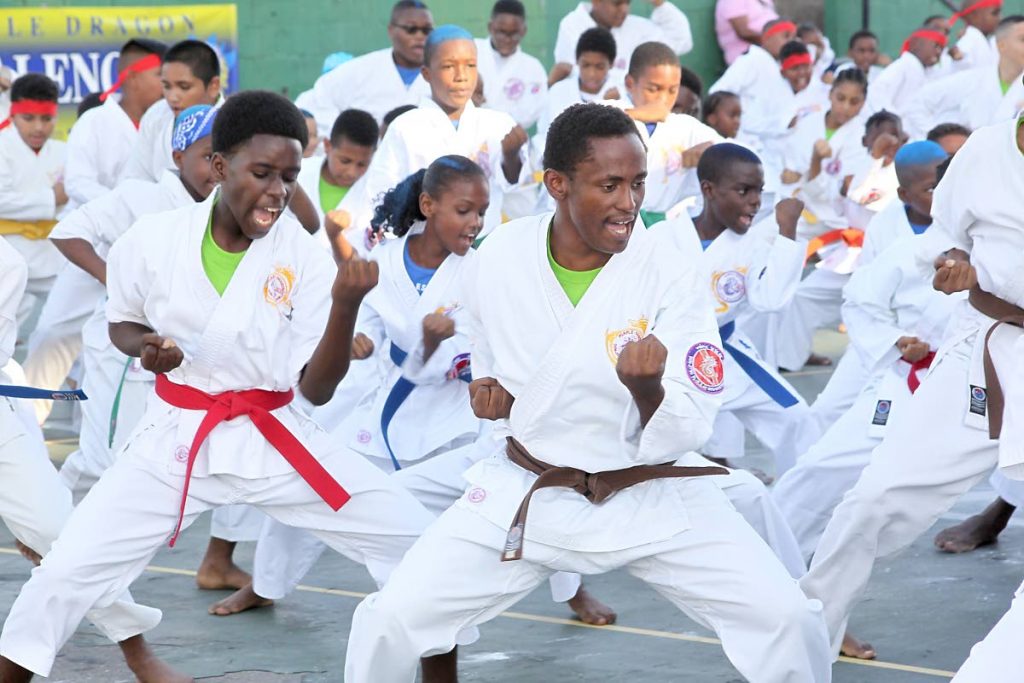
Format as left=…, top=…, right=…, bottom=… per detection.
left=858, top=189, right=883, bottom=206
left=263, top=266, right=296, bottom=318
left=871, top=399, right=891, bottom=426
left=970, top=385, right=987, bottom=416
left=605, top=317, right=649, bottom=363
left=356, top=430, right=372, bottom=444
left=467, top=487, right=487, bottom=503
left=714, top=270, right=747, bottom=305
left=447, top=353, right=472, bottom=382
left=504, top=78, right=525, bottom=100
left=173, top=445, right=189, bottom=463
left=686, top=342, right=725, bottom=394
left=825, top=158, right=843, bottom=176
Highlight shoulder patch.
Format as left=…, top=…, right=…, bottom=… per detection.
left=686, top=342, right=725, bottom=394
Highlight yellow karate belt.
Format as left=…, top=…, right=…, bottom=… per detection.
left=0, top=219, right=57, bottom=240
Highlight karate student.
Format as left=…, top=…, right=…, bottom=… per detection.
left=673, top=65, right=703, bottom=117
left=0, top=74, right=66, bottom=322
left=0, top=233, right=175, bottom=683
left=0, top=90, right=439, bottom=683
left=121, top=39, right=223, bottom=183
left=866, top=27, right=945, bottom=117
left=797, top=114, right=1024, bottom=659
left=344, top=102, right=831, bottom=683
left=949, top=0, right=1002, bottom=72
left=709, top=18, right=799, bottom=195
left=834, top=30, right=884, bottom=83
left=928, top=122, right=972, bottom=154
left=294, top=108, right=378, bottom=259
left=475, top=1, right=547, bottom=129
left=691, top=144, right=811, bottom=477
left=551, top=0, right=693, bottom=80
left=22, top=38, right=165, bottom=425
left=904, top=14, right=1024, bottom=141
left=612, top=41, right=721, bottom=226
left=300, top=109, right=321, bottom=158
left=303, top=0, right=433, bottom=131
left=536, top=27, right=623, bottom=145
left=339, top=25, right=530, bottom=239
left=702, top=91, right=742, bottom=140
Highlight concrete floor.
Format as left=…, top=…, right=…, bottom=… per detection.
left=2, top=330, right=1021, bottom=682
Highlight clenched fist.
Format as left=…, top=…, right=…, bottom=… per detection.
left=469, top=377, right=515, bottom=420
left=422, top=312, right=455, bottom=360
left=933, top=249, right=977, bottom=294
left=351, top=332, right=375, bottom=360
left=501, top=125, right=529, bottom=158
left=896, top=336, right=931, bottom=363
left=616, top=335, right=667, bottom=398
left=332, top=257, right=379, bottom=307
left=140, top=333, right=184, bottom=374
left=812, top=139, right=834, bottom=161
left=775, top=197, right=804, bottom=240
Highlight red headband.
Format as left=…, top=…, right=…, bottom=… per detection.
left=901, top=29, right=948, bottom=53
left=764, top=21, right=797, bottom=38
left=781, top=53, right=813, bottom=70
left=99, top=53, right=162, bottom=102
left=0, top=99, right=59, bottom=131
left=949, top=0, right=1002, bottom=25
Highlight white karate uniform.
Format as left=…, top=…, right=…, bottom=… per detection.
left=301, top=47, right=432, bottom=134
left=951, top=579, right=1024, bottom=682
left=120, top=95, right=225, bottom=183
left=553, top=1, right=693, bottom=71
left=709, top=46, right=796, bottom=194
left=0, top=235, right=163, bottom=665
left=866, top=52, right=931, bottom=117
left=904, top=65, right=1024, bottom=140
left=344, top=213, right=831, bottom=683
left=294, top=155, right=338, bottom=251
left=474, top=39, right=547, bottom=129
left=834, top=61, right=884, bottom=84
left=774, top=232, right=959, bottom=560
left=0, top=191, right=435, bottom=677
left=799, top=118, right=1024, bottom=654
left=954, top=25, right=998, bottom=72
left=700, top=217, right=813, bottom=476
left=63, top=95, right=138, bottom=207
left=533, top=70, right=625, bottom=155
left=339, top=99, right=528, bottom=238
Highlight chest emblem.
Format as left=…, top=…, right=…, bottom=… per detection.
left=605, top=317, right=649, bottom=363
left=825, top=158, right=843, bottom=176
left=686, top=342, right=725, bottom=394
left=712, top=269, right=747, bottom=307
left=263, top=266, right=296, bottom=317
left=504, top=78, right=525, bottom=101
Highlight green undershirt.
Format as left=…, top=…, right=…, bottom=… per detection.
left=201, top=208, right=247, bottom=296
left=318, top=174, right=349, bottom=213
left=824, top=127, right=837, bottom=142
left=1001, top=79, right=1012, bottom=96
left=547, top=232, right=602, bottom=307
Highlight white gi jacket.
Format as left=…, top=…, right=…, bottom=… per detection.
left=553, top=1, right=693, bottom=70
left=866, top=52, right=931, bottom=117
left=474, top=39, right=547, bottom=129
left=953, top=25, right=998, bottom=72
left=120, top=95, right=226, bottom=183
left=904, top=65, right=1024, bottom=140
left=0, top=238, right=27, bottom=367
left=64, top=95, right=138, bottom=208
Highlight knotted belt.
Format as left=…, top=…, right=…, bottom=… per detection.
left=805, top=228, right=864, bottom=264
left=904, top=352, right=936, bottom=395
left=968, top=285, right=1024, bottom=439
left=500, top=437, right=729, bottom=561
left=155, top=375, right=351, bottom=546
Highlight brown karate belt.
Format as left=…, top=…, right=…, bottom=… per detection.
left=968, top=285, right=1024, bottom=438
left=500, top=436, right=729, bottom=561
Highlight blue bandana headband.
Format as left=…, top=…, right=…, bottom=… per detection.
left=172, top=104, right=218, bottom=152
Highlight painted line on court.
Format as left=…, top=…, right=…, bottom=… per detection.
left=0, top=547, right=954, bottom=678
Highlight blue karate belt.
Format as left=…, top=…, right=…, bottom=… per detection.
left=0, top=385, right=87, bottom=401
left=379, top=343, right=472, bottom=472
left=718, top=321, right=799, bottom=408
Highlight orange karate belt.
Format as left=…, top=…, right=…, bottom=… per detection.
left=804, top=227, right=864, bottom=264
left=155, top=374, right=351, bottom=546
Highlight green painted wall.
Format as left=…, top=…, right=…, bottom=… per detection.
left=4, top=0, right=1023, bottom=100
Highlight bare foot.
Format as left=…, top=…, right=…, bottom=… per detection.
left=120, top=635, right=194, bottom=682
left=805, top=353, right=833, bottom=367
left=934, top=498, right=1016, bottom=554
left=421, top=647, right=458, bottom=683
left=208, top=584, right=274, bottom=616
left=840, top=632, right=876, bottom=660
left=195, top=538, right=251, bottom=591
left=567, top=585, right=617, bottom=626
left=15, top=540, right=41, bottom=566
left=0, top=655, right=34, bottom=682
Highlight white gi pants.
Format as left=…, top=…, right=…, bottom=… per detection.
left=799, top=317, right=1018, bottom=654
left=7, top=236, right=62, bottom=331
left=0, top=446, right=433, bottom=676
left=0, top=386, right=161, bottom=660
left=951, top=579, right=1024, bottom=682
left=774, top=269, right=849, bottom=372
left=344, top=478, right=832, bottom=683
left=807, top=347, right=871, bottom=441
left=21, top=265, right=102, bottom=424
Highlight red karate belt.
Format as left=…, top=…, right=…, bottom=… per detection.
left=904, top=351, right=936, bottom=395
left=804, top=227, right=864, bottom=263
left=155, top=374, right=351, bottom=546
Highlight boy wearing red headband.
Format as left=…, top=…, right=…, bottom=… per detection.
left=0, top=74, right=67, bottom=321
left=951, top=0, right=1002, bottom=72
left=866, top=25, right=945, bottom=117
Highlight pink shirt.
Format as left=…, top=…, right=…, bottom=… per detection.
left=715, top=0, right=779, bottom=65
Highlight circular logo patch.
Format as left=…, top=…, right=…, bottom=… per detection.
left=876, top=400, right=891, bottom=415
left=468, top=487, right=487, bottom=503
left=686, top=342, right=725, bottom=394
left=715, top=271, right=747, bottom=305
left=972, top=387, right=987, bottom=401
left=356, top=429, right=372, bottom=444
left=173, top=445, right=190, bottom=463
left=825, top=158, right=843, bottom=176
left=503, top=78, right=525, bottom=100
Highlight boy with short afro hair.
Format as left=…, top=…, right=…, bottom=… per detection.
left=474, top=0, right=548, bottom=129
left=0, top=90, right=436, bottom=682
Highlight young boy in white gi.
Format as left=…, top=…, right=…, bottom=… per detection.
left=121, top=39, right=223, bottom=183
left=797, top=114, right=1024, bottom=660
left=0, top=74, right=66, bottom=323
left=949, top=0, right=1002, bottom=72
left=834, top=30, right=884, bottom=83
left=303, top=0, right=433, bottom=130
left=551, top=0, right=692, bottom=79
left=475, top=1, right=547, bottom=130
left=343, top=102, right=832, bottom=683
left=904, top=14, right=1024, bottom=141
left=867, top=27, right=945, bottom=117
left=0, top=90, right=437, bottom=683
